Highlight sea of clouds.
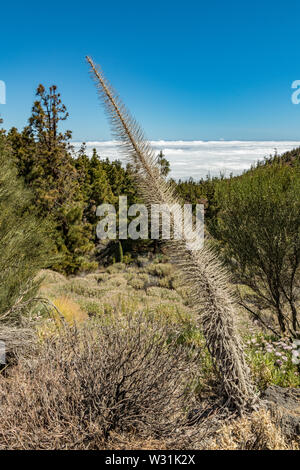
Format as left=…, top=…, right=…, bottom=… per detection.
left=72, top=140, right=300, bottom=180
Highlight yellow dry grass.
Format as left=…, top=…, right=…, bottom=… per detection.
left=52, top=296, right=89, bottom=325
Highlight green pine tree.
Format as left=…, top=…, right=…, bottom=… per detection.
left=8, top=85, right=94, bottom=274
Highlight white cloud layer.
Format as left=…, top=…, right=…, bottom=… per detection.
left=72, top=140, right=300, bottom=180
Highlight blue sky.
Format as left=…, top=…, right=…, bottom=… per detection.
left=1, top=0, right=300, bottom=141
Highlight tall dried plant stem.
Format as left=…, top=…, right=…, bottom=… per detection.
left=86, top=56, right=259, bottom=413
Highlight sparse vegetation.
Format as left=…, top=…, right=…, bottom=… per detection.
left=0, top=67, right=299, bottom=450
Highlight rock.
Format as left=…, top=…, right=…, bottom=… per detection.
left=261, top=385, right=300, bottom=441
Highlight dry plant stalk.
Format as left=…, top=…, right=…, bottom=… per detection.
left=86, top=56, right=259, bottom=413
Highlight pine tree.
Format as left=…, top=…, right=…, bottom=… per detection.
left=8, top=85, right=94, bottom=274
left=157, top=150, right=170, bottom=177
left=75, top=147, right=116, bottom=228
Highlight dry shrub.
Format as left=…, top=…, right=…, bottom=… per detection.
left=0, top=315, right=200, bottom=449
left=208, top=409, right=296, bottom=450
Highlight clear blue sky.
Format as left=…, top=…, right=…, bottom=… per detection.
left=1, top=0, right=300, bottom=141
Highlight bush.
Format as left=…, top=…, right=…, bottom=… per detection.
left=213, top=162, right=300, bottom=336
left=0, top=315, right=200, bottom=449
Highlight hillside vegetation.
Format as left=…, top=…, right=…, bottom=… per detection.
left=0, top=79, right=299, bottom=449
left=0, top=258, right=299, bottom=449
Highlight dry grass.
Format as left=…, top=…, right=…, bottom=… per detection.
left=207, top=409, right=298, bottom=450
left=109, top=408, right=300, bottom=450
left=51, top=296, right=88, bottom=325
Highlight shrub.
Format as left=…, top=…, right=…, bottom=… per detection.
left=146, top=263, right=174, bottom=278
left=77, top=299, right=103, bottom=317
left=0, top=315, right=200, bottom=449
left=213, top=162, right=300, bottom=337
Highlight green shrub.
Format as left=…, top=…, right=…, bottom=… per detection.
left=0, top=133, right=53, bottom=323
left=213, top=162, right=300, bottom=336
left=245, top=332, right=300, bottom=389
